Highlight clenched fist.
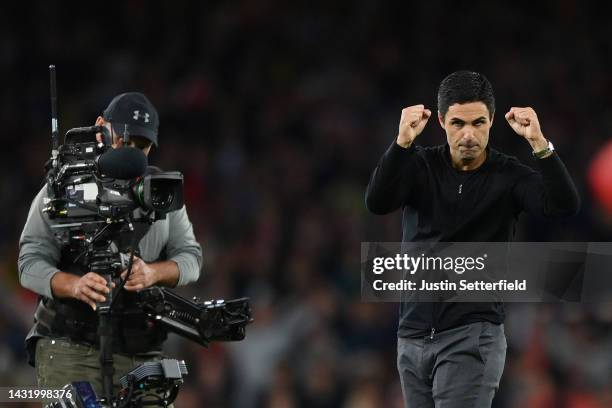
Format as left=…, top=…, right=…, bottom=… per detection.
left=397, top=105, right=432, bottom=148
left=505, top=107, right=548, bottom=152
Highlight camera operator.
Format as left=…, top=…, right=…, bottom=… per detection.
left=18, top=92, right=203, bottom=398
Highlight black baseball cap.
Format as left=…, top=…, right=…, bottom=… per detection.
left=102, top=92, right=159, bottom=146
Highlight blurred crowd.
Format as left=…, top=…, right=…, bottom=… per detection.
left=0, top=1, right=611, bottom=407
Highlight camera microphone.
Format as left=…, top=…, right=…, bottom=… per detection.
left=97, top=147, right=148, bottom=179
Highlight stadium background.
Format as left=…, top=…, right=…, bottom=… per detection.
left=0, top=1, right=611, bottom=407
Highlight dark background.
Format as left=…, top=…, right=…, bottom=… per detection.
left=1, top=1, right=611, bottom=407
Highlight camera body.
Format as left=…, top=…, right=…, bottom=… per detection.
left=44, top=126, right=183, bottom=224
left=42, top=126, right=185, bottom=279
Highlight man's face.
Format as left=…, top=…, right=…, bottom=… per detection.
left=95, top=117, right=152, bottom=156
left=438, top=102, right=493, bottom=167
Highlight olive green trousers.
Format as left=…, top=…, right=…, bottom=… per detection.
left=35, top=337, right=175, bottom=407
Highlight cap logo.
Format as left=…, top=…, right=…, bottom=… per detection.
left=133, top=110, right=150, bottom=123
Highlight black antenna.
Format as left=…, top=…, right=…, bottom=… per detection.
left=49, top=64, right=59, bottom=157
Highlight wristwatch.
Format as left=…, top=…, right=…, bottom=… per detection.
left=533, top=139, right=555, bottom=159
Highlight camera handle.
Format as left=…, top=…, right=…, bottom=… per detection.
left=89, top=229, right=138, bottom=406
left=90, top=254, right=120, bottom=406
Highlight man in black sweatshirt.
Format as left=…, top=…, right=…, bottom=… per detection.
left=365, top=71, right=579, bottom=408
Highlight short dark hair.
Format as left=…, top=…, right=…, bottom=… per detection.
left=437, top=71, right=495, bottom=119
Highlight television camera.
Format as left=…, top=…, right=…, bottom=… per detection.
left=41, top=66, right=252, bottom=407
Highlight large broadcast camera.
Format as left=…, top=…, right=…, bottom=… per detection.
left=42, top=66, right=252, bottom=407
left=44, top=123, right=184, bottom=222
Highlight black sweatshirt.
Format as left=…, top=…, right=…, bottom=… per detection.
left=365, top=141, right=580, bottom=338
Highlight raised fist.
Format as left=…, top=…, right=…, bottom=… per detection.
left=397, top=104, right=432, bottom=148
left=505, top=107, right=548, bottom=152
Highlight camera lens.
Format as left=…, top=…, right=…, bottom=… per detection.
left=150, top=184, right=174, bottom=210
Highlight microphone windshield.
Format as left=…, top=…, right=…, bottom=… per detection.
left=97, top=147, right=147, bottom=179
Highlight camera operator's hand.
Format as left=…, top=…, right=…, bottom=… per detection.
left=120, top=256, right=159, bottom=291
left=73, top=272, right=112, bottom=311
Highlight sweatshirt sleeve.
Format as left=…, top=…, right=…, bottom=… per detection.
left=512, top=152, right=580, bottom=217
left=166, top=205, right=203, bottom=286
left=365, top=141, right=421, bottom=215
left=18, top=187, right=62, bottom=299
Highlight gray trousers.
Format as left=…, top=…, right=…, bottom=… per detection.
left=397, top=322, right=506, bottom=408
